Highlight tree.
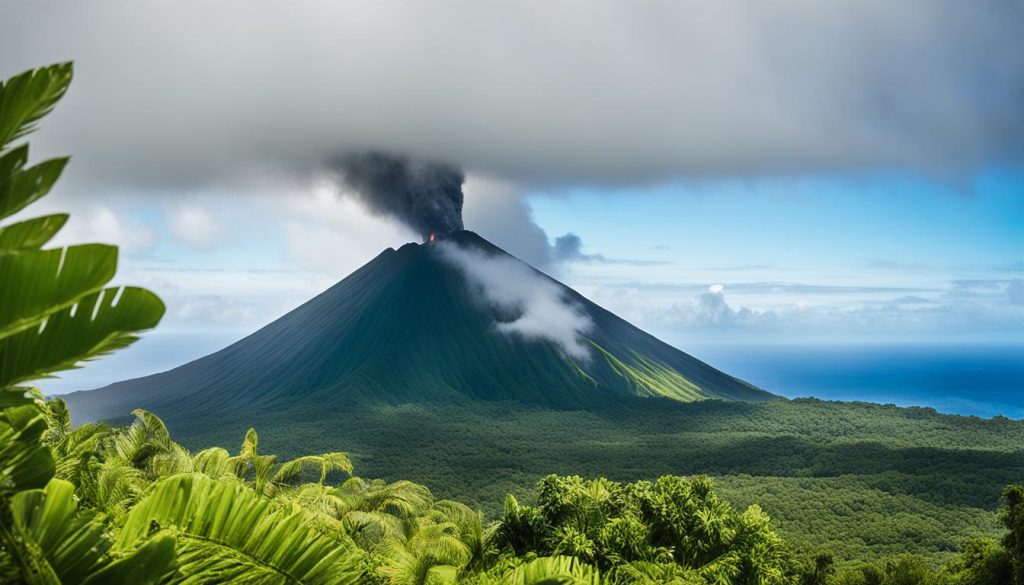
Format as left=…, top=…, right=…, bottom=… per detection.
left=800, top=554, right=835, bottom=585
left=492, top=474, right=790, bottom=585
left=1003, top=485, right=1024, bottom=585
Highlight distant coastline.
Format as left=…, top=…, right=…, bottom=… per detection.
left=693, top=341, right=1024, bottom=419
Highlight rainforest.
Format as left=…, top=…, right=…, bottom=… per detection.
left=2, top=41, right=1023, bottom=585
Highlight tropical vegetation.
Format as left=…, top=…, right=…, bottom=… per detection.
left=167, top=396, right=1024, bottom=564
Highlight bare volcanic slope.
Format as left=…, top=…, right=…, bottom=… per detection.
left=64, top=231, right=773, bottom=424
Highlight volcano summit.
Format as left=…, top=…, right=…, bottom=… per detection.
left=64, top=231, right=773, bottom=425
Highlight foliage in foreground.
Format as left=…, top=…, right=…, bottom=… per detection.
left=3, top=401, right=1024, bottom=585
left=2, top=400, right=803, bottom=584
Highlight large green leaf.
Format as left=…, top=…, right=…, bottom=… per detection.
left=0, top=143, right=28, bottom=181
left=0, top=154, right=68, bottom=221
left=81, top=532, right=177, bottom=585
left=0, top=63, right=72, bottom=151
left=9, top=479, right=108, bottom=583
left=116, top=473, right=366, bottom=584
left=0, top=286, right=164, bottom=387
left=0, top=386, right=33, bottom=409
left=274, top=452, right=354, bottom=485
left=8, top=478, right=176, bottom=585
left=0, top=403, right=55, bottom=497
left=0, top=243, right=118, bottom=338
left=0, top=214, right=67, bottom=251
left=191, top=447, right=233, bottom=479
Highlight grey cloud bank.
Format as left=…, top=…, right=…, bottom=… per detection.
left=1, top=0, right=1021, bottom=193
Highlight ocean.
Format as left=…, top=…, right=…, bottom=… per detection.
left=692, top=342, right=1024, bottom=419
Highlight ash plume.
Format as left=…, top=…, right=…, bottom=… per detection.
left=334, top=152, right=464, bottom=239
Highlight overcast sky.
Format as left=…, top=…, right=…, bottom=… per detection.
left=1, top=0, right=1022, bottom=394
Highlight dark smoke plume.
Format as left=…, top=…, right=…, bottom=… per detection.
left=335, top=152, right=465, bottom=238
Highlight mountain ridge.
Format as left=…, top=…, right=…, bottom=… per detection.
left=63, top=231, right=773, bottom=424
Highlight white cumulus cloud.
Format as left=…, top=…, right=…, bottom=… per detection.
left=169, top=205, right=224, bottom=251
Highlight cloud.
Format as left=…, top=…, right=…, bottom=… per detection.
left=582, top=277, right=1024, bottom=342
left=169, top=205, right=224, bottom=251
left=332, top=152, right=464, bottom=238
left=1008, top=279, right=1024, bottom=306
left=173, top=294, right=257, bottom=323
left=945, top=279, right=1018, bottom=303
left=553, top=234, right=601, bottom=263
left=889, top=295, right=932, bottom=305
left=951, top=279, right=1004, bottom=290
left=278, top=183, right=418, bottom=276
left=553, top=232, right=667, bottom=266
left=684, top=284, right=777, bottom=328
left=50, top=206, right=155, bottom=253
left=463, top=179, right=647, bottom=272
left=462, top=177, right=554, bottom=269
left=436, top=241, right=593, bottom=359
left=119, top=264, right=337, bottom=333
left=1, top=0, right=1020, bottom=195
left=605, top=281, right=935, bottom=296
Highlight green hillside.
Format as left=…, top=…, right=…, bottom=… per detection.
left=63, top=230, right=771, bottom=424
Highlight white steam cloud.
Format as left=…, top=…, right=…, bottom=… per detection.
left=436, top=242, right=593, bottom=360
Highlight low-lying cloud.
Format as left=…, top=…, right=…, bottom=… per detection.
left=585, top=278, right=1024, bottom=342
left=553, top=233, right=667, bottom=267
left=436, top=241, right=593, bottom=360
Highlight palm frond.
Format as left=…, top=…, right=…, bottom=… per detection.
left=0, top=63, right=72, bottom=151
left=345, top=510, right=408, bottom=546
left=146, top=442, right=194, bottom=480
left=0, top=146, right=68, bottom=222
left=192, top=447, right=233, bottom=479
left=0, top=213, right=67, bottom=251
left=40, top=397, right=71, bottom=445
left=8, top=478, right=176, bottom=584
left=0, top=286, right=165, bottom=387
left=274, top=451, right=353, bottom=485
left=0, top=243, right=117, bottom=339
left=116, top=473, right=367, bottom=584
left=497, top=556, right=602, bottom=585
left=0, top=403, right=55, bottom=496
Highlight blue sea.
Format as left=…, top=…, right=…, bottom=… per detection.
left=692, top=342, right=1024, bottom=419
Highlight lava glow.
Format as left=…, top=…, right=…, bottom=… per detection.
left=429, top=233, right=436, bottom=243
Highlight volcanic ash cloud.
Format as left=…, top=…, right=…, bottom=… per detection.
left=334, top=152, right=464, bottom=239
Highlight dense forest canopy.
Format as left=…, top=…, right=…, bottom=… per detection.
left=168, top=396, right=1024, bottom=564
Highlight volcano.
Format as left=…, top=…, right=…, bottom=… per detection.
left=63, top=231, right=773, bottom=424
